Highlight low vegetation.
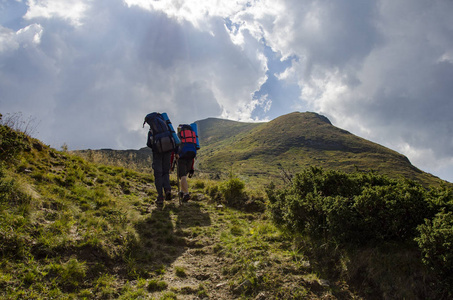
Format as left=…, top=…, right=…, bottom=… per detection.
left=267, top=167, right=453, bottom=298
left=1, top=114, right=452, bottom=299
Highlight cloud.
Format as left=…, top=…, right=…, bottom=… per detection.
left=0, top=0, right=452, bottom=182
left=124, top=0, right=246, bottom=32
left=227, top=0, right=453, bottom=181
left=316, top=0, right=453, bottom=172
left=24, top=0, right=88, bottom=26
left=1, top=0, right=267, bottom=150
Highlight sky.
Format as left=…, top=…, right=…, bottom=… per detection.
left=1, top=0, right=452, bottom=183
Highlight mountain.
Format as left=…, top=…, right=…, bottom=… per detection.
left=74, top=112, right=445, bottom=187
left=195, top=112, right=442, bottom=186
left=2, top=115, right=451, bottom=299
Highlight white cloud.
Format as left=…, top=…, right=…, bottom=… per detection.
left=24, top=0, right=89, bottom=26
left=1, top=0, right=268, bottom=150
left=1, top=23, right=43, bottom=53
left=16, top=23, right=43, bottom=45
left=125, top=0, right=247, bottom=33
left=0, top=26, right=18, bottom=52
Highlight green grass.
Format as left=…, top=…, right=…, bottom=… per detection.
left=174, top=266, right=187, bottom=277
left=195, top=112, right=446, bottom=187
left=148, top=279, right=168, bottom=292
left=0, top=133, right=334, bottom=299
left=1, top=118, right=451, bottom=299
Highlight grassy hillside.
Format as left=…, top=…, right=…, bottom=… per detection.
left=2, top=115, right=452, bottom=299
left=0, top=119, right=350, bottom=299
left=74, top=147, right=154, bottom=173
left=196, top=112, right=444, bottom=187
left=74, top=112, right=445, bottom=188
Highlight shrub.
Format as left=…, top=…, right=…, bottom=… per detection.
left=220, top=177, right=245, bottom=206
left=267, top=167, right=433, bottom=246
left=267, top=167, right=453, bottom=297
left=416, top=210, right=453, bottom=294
left=426, top=185, right=453, bottom=212
left=350, top=182, right=430, bottom=242
left=205, top=183, right=222, bottom=202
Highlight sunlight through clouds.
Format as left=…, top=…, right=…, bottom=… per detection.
left=24, top=0, right=89, bottom=26
left=124, top=0, right=246, bottom=31
left=16, top=24, right=43, bottom=45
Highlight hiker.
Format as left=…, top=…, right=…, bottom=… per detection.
left=143, top=112, right=179, bottom=205
left=171, top=123, right=199, bottom=203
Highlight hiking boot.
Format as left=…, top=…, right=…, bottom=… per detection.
left=165, top=190, right=172, bottom=201
left=156, top=196, right=164, bottom=206
left=182, top=193, right=191, bottom=203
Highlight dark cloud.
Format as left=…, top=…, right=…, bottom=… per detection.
left=330, top=0, right=453, bottom=165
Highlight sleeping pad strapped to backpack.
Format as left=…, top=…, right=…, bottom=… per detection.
left=144, top=112, right=178, bottom=153
left=178, top=124, right=198, bottom=160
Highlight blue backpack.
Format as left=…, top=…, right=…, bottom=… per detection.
left=144, top=113, right=177, bottom=153
left=178, top=124, right=198, bottom=160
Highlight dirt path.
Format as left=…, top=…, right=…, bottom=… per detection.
left=143, top=194, right=344, bottom=299
left=147, top=198, right=235, bottom=299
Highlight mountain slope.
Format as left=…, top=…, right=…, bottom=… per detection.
left=195, top=112, right=442, bottom=186
left=73, top=112, right=444, bottom=187
left=2, top=116, right=451, bottom=299
left=0, top=122, right=358, bottom=299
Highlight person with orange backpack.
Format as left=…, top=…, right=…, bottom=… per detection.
left=171, top=123, right=199, bottom=203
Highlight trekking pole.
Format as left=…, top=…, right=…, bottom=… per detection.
left=170, top=156, right=177, bottom=203
left=176, top=159, right=183, bottom=205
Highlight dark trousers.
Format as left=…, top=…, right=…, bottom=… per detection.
left=152, top=151, right=172, bottom=198
left=177, top=158, right=192, bottom=178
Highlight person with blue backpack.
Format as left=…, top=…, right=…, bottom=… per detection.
left=171, top=123, right=199, bottom=203
left=143, top=112, right=180, bottom=206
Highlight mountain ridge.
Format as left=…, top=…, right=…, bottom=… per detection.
left=74, top=112, right=446, bottom=187
left=194, top=112, right=441, bottom=186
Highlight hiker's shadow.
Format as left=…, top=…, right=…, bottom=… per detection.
left=133, top=201, right=211, bottom=272
left=174, top=201, right=211, bottom=229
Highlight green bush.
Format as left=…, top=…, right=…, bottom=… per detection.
left=426, top=184, right=453, bottom=212
left=205, top=183, right=222, bottom=202
left=267, top=167, right=433, bottom=245
left=267, top=167, right=453, bottom=296
left=416, top=210, right=453, bottom=294
left=220, top=177, right=245, bottom=207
